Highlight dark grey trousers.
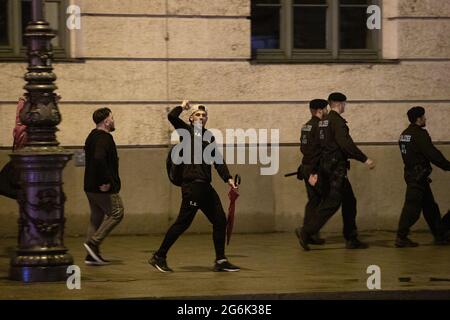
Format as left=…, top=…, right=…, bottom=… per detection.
left=86, top=192, right=124, bottom=246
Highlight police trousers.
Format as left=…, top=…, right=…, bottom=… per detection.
left=397, top=180, right=447, bottom=240
left=301, top=165, right=321, bottom=227
left=303, top=163, right=358, bottom=240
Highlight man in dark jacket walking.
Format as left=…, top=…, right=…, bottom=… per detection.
left=299, top=93, right=375, bottom=251
left=396, top=107, right=450, bottom=247
left=149, top=100, right=240, bottom=273
left=83, top=108, right=124, bottom=265
left=294, top=99, right=329, bottom=246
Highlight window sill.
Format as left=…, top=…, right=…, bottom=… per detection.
left=249, top=58, right=400, bottom=65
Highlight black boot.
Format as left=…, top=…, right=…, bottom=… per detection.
left=346, top=238, right=369, bottom=249
left=309, top=233, right=326, bottom=245
left=295, top=227, right=310, bottom=251
left=395, top=236, right=419, bottom=248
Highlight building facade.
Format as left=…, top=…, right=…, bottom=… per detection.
left=0, top=0, right=449, bottom=236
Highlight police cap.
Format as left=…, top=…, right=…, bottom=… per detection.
left=328, top=92, right=347, bottom=102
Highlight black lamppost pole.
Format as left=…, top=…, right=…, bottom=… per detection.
left=9, top=0, right=73, bottom=282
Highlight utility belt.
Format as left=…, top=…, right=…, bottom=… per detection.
left=405, top=164, right=432, bottom=183
left=320, top=152, right=349, bottom=174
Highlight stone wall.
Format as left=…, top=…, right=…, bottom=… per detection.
left=0, top=0, right=449, bottom=236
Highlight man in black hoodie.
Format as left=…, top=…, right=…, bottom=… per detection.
left=83, top=108, right=124, bottom=265
left=149, top=100, right=240, bottom=273
left=396, top=107, right=450, bottom=247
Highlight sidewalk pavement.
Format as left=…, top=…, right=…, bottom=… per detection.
left=0, top=231, right=449, bottom=300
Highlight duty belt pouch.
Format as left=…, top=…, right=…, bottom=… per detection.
left=413, top=164, right=431, bottom=183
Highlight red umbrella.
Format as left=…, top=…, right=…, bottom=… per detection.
left=226, top=175, right=241, bottom=245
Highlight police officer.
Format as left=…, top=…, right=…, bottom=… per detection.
left=396, top=107, right=450, bottom=247
left=298, top=92, right=375, bottom=251
left=294, top=99, right=329, bottom=245
left=443, top=210, right=450, bottom=232
left=149, top=100, right=240, bottom=272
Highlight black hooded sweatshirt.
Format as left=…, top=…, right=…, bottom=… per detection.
left=168, top=106, right=232, bottom=185
left=84, top=129, right=121, bottom=194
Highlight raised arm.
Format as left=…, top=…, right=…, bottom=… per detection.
left=168, top=100, right=193, bottom=131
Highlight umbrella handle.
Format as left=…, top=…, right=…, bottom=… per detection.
left=234, top=174, right=241, bottom=186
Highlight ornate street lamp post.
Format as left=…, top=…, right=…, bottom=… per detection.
left=9, top=0, right=73, bottom=282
